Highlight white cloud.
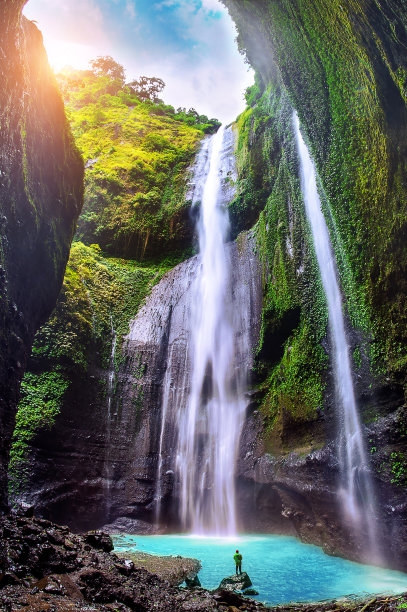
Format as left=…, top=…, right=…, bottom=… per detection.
left=125, top=0, right=136, bottom=19
left=24, top=0, right=107, bottom=46
left=23, top=0, right=253, bottom=122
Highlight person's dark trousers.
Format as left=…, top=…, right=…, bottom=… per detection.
left=236, top=563, right=242, bottom=575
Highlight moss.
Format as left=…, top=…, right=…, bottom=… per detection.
left=223, top=0, right=407, bottom=395
left=389, top=451, right=407, bottom=486
left=9, top=371, right=69, bottom=497
left=9, top=241, right=176, bottom=493
left=233, top=74, right=329, bottom=438
left=57, top=69, right=218, bottom=260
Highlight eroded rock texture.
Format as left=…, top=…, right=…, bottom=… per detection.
left=0, top=2, right=83, bottom=509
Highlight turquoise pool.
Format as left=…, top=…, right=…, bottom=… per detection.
left=112, top=534, right=407, bottom=605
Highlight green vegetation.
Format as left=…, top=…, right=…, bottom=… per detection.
left=9, top=242, right=178, bottom=495
left=390, top=451, right=407, bottom=486
left=57, top=58, right=220, bottom=259
left=9, top=57, right=223, bottom=494
left=232, top=78, right=329, bottom=448
left=224, top=0, right=407, bottom=394
left=9, top=372, right=69, bottom=497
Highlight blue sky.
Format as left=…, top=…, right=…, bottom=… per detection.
left=23, top=0, right=253, bottom=122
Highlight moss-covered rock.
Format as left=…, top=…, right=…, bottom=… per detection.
left=58, top=69, right=216, bottom=260
left=231, top=79, right=329, bottom=450
left=222, top=0, right=407, bottom=566
left=8, top=242, right=177, bottom=501
left=223, top=0, right=407, bottom=393
left=9, top=68, right=221, bottom=507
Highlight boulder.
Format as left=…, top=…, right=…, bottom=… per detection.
left=185, top=574, right=201, bottom=588
left=212, top=588, right=246, bottom=606
left=244, top=588, right=259, bottom=596
left=217, top=572, right=252, bottom=591
left=84, top=530, right=114, bottom=552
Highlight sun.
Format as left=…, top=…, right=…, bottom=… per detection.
left=43, top=40, right=94, bottom=73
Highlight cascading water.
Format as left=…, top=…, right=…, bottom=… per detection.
left=293, top=112, right=379, bottom=556
left=104, top=316, right=117, bottom=517
left=175, top=126, right=247, bottom=535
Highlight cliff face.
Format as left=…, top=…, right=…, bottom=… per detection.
left=220, top=0, right=407, bottom=569
left=0, top=2, right=83, bottom=509
left=11, top=129, right=263, bottom=533
left=12, top=235, right=262, bottom=532
left=7, top=0, right=407, bottom=572
left=223, top=0, right=407, bottom=391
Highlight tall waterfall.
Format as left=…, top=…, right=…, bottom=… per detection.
left=175, top=126, right=247, bottom=535
left=293, top=112, right=378, bottom=555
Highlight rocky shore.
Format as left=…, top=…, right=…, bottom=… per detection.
left=115, top=550, right=201, bottom=587
left=0, top=510, right=267, bottom=611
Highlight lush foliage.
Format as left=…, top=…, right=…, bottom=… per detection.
left=225, top=0, right=407, bottom=394
left=128, top=76, right=165, bottom=102
left=9, top=371, right=69, bottom=497
left=10, top=56, right=218, bottom=494
left=233, top=80, right=328, bottom=452
left=56, top=61, right=220, bottom=259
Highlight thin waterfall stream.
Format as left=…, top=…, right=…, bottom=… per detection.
left=169, top=126, right=247, bottom=535
left=104, top=316, right=117, bottom=518
left=293, top=112, right=379, bottom=557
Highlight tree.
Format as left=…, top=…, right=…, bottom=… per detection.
left=90, top=56, right=125, bottom=85
left=128, top=76, right=165, bottom=102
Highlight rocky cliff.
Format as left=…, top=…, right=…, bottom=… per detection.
left=220, top=0, right=407, bottom=569
left=12, top=230, right=262, bottom=532
left=8, top=128, right=263, bottom=532
left=0, top=2, right=83, bottom=509
left=7, top=0, right=407, bottom=574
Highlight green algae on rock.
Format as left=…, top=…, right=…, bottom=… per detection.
left=8, top=242, right=176, bottom=501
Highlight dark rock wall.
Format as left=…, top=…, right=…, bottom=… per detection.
left=115, top=232, right=263, bottom=529
left=0, top=2, right=83, bottom=509
left=10, top=128, right=262, bottom=532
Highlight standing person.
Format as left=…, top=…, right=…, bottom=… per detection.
left=233, top=549, right=242, bottom=575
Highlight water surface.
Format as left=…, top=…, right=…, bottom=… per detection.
left=112, top=534, right=407, bottom=605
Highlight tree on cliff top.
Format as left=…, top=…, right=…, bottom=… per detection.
left=90, top=56, right=126, bottom=85
left=128, top=76, right=166, bottom=102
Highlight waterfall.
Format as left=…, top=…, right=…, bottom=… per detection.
left=104, top=316, right=117, bottom=517
left=175, top=126, right=247, bottom=535
left=293, top=112, right=379, bottom=556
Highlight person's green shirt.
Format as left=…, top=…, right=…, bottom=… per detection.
left=234, top=553, right=242, bottom=564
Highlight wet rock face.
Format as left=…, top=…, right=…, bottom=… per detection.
left=14, top=232, right=262, bottom=532
left=218, top=573, right=252, bottom=592
left=107, top=231, right=263, bottom=529
left=219, top=0, right=407, bottom=570
left=0, top=4, right=83, bottom=508
left=236, top=403, right=407, bottom=571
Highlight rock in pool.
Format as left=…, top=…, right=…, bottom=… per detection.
left=217, top=572, right=252, bottom=591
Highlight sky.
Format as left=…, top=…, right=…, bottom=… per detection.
left=23, top=0, right=254, bottom=123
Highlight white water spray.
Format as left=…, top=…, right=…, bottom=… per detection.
left=175, top=127, right=247, bottom=535
left=293, top=112, right=378, bottom=554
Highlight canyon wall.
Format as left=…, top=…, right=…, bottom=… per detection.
left=7, top=0, right=407, bottom=572
left=220, top=0, right=407, bottom=569
left=0, top=2, right=83, bottom=509
left=13, top=234, right=262, bottom=532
